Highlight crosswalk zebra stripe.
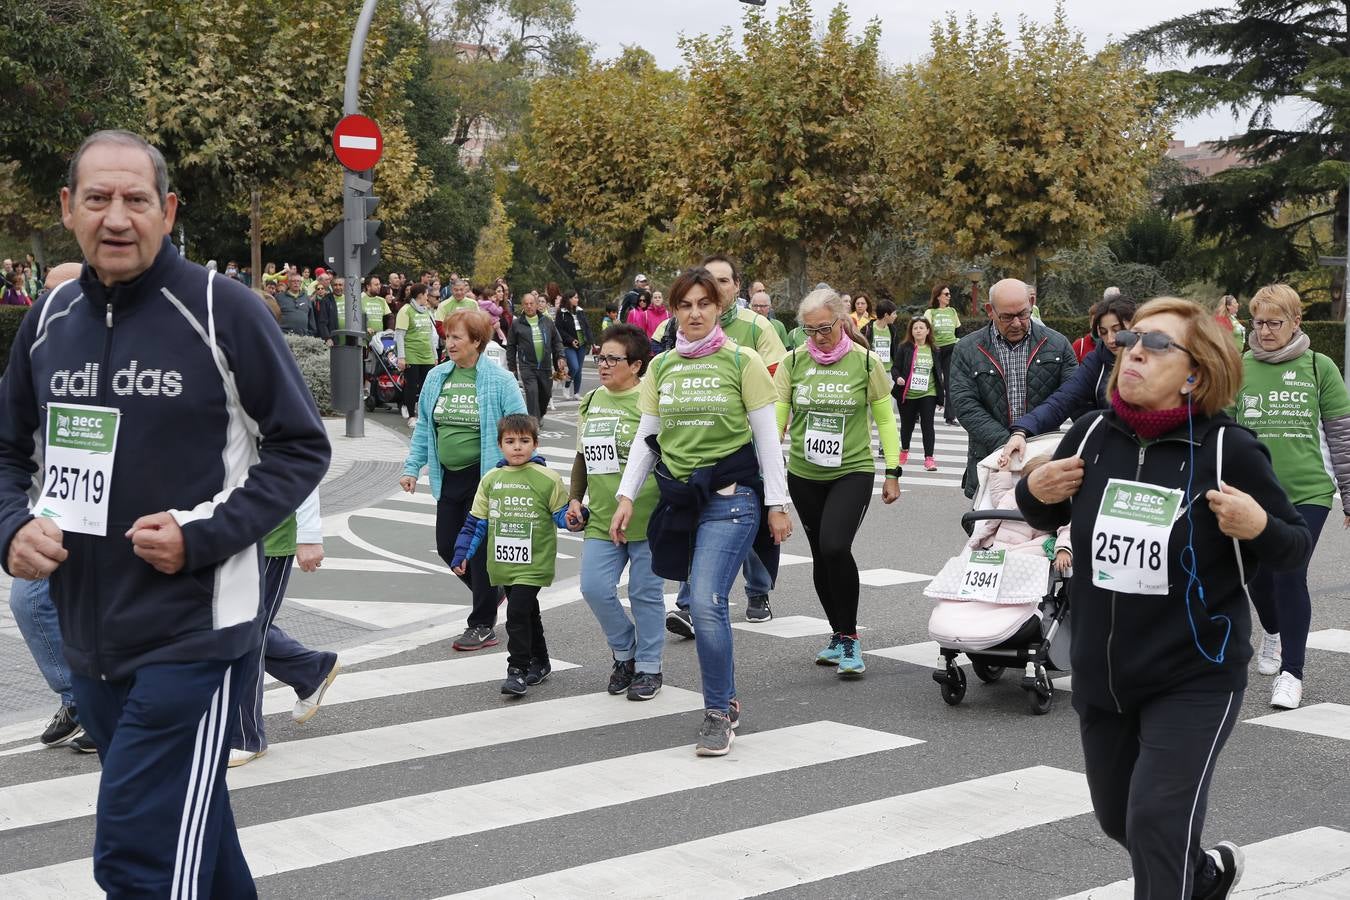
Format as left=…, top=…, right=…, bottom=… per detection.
left=0, top=722, right=922, bottom=897
left=0, top=684, right=700, bottom=833
left=1054, top=826, right=1350, bottom=899
left=1305, top=629, right=1350, bottom=654
left=290, top=557, right=425, bottom=573
left=1245, top=703, right=1350, bottom=742
left=258, top=653, right=575, bottom=716
left=448, top=765, right=1091, bottom=899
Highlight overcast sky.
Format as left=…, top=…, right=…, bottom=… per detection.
left=572, top=0, right=1304, bottom=144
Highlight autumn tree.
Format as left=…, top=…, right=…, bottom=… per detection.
left=1129, top=1, right=1350, bottom=309
left=673, top=0, right=891, bottom=301
left=521, top=47, right=685, bottom=285
left=891, top=5, right=1171, bottom=281
left=472, top=194, right=514, bottom=284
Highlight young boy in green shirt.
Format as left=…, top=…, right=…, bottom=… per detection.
left=451, top=414, right=586, bottom=696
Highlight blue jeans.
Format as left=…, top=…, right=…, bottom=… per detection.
left=687, top=487, right=760, bottom=710
left=564, top=346, right=586, bottom=394
left=8, top=576, right=74, bottom=708
left=675, top=548, right=772, bottom=609
left=580, top=538, right=666, bottom=674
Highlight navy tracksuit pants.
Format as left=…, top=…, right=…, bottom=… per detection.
left=71, top=657, right=257, bottom=899
left=231, top=555, right=336, bottom=753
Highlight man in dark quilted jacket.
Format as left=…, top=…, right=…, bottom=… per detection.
left=948, top=278, right=1076, bottom=497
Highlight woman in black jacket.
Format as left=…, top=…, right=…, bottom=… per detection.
left=891, top=316, right=944, bottom=471
left=1017, top=297, right=1310, bottom=900
left=554, top=289, right=593, bottom=400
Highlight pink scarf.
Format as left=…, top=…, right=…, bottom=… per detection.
left=676, top=323, right=727, bottom=358
left=806, top=333, right=853, bottom=366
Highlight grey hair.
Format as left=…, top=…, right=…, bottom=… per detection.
left=796, top=288, right=850, bottom=326
left=67, top=130, right=170, bottom=206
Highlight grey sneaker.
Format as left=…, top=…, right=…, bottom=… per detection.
left=745, top=595, right=772, bottom=622
left=695, top=709, right=735, bottom=756
left=453, top=625, right=499, bottom=652
left=627, top=671, right=663, bottom=701
left=728, top=697, right=741, bottom=730
left=665, top=608, right=694, bottom=639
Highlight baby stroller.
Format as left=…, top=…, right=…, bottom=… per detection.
left=922, top=432, right=1072, bottom=715
left=365, top=329, right=404, bottom=412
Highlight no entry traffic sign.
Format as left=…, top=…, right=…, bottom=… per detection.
left=332, top=115, right=383, bottom=171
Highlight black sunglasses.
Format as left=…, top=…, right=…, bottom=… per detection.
left=1114, top=329, right=1194, bottom=359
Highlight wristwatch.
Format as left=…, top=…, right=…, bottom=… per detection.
left=768, top=504, right=790, bottom=514
left=886, top=466, right=903, bottom=479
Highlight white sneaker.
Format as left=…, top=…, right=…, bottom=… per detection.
left=1257, top=632, right=1281, bottom=676
left=406, top=416, right=418, bottom=428
left=1270, top=671, right=1303, bottom=710
left=293, top=660, right=342, bottom=723
left=228, top=748, right=265, bottom=768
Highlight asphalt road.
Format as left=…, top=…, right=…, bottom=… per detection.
left=2, top=387, right=1349, bottom=899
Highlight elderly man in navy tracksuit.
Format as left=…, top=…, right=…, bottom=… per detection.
left=0, top=131, right=330, bottom=898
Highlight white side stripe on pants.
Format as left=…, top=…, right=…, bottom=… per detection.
left=171, top=667, right=232, bottom=900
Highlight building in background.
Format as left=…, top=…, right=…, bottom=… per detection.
left=1165, top=138, right=1248, bottom=178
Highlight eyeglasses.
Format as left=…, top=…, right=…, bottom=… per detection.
left=801, top=318, right=840, bottom=337
left=1252, top=319, right=1286, bottom=331
left=994, top=308, right=1032, bottom=324
left=1114, top=329, right=1194, bottom=359
left=596, top=354, right=635, bottom=367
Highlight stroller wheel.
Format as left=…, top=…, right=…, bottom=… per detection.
left=1027, top=685, right=1054, bottom=715
left=937, top=666, right=966, bottom=706
left=970, top=660, right=1005, bottom=684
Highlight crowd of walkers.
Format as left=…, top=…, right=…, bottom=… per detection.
left=3, top=128, right=1348, bottom=900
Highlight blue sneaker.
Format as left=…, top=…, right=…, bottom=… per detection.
left=816, top=634, right=844, bottom=666
left=837, top=635, right=865, bottom=678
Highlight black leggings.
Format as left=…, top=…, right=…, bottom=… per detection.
left=1078, top=689, right=1242, bottom=899
left=435, top=465, right=501, bottom=628
left=900, top=395, right=937, bottom=456
left=1250, top=503, right=1329, bottom=679
left=787, top=471, right=873, bottom=635
left=937, top=345, right=955, bottom=420
left=403, top=363, right=432, bottom=415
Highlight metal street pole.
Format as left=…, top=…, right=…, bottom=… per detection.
left=342, top=0, right=380, bottom=437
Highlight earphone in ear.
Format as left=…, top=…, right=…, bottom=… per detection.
left=1186, top=375, right=1197, bottom=383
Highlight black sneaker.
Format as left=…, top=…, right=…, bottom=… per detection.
left=500, top=667, right=528, bottom=696
left=627, top=671, right=662, bottom=701
left=1197, top=841, right=1244, bottom=899
left=745, top=595, right=773, bottom=622
left=453, top=625, right=499, bottom=652
left=525, top=660, right=552, bottom=686
left=69, top=734, right=98, bottom=754
left=695, top=709, right=735, bottom=756
left=607, top=659, right=636, bottom=695
left=665, top=608, right=694, bottom=639
left=41, top=706, right=82, bottom=747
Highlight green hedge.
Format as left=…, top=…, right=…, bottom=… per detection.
left=0, top=306, right=28, bottom=375
left=284, top=333, right=334, bottom=416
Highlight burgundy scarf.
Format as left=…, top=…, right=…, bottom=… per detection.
left=1110, top=389, right=1192, bottom=439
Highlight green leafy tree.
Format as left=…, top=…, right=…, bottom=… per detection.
left=891, top=5, right=1171, bottom=281
left=0, top=0, right=140, bottom=263
left=1128, top=1, right=1350, bottom=312
left=673, top=0, right=890, bottom=301
left=521, top=47, right=685, bottom=286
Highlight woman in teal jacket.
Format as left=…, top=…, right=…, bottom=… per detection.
left=401, top=307, right=527, bottom=651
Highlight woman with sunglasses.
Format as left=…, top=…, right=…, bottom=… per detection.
left=774, top=289, right=900, bottom=677
left=1234, top=284, right=1350, bottom=710
left=998, top=295, right=1137, bottom=467
left=1017, top=297, right=1311, bottom=900
left=924, top=284, right=961, bottom=423
left=611, top=267, right=791, bottom=757
left=568, top=324, right=666, bottom=701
